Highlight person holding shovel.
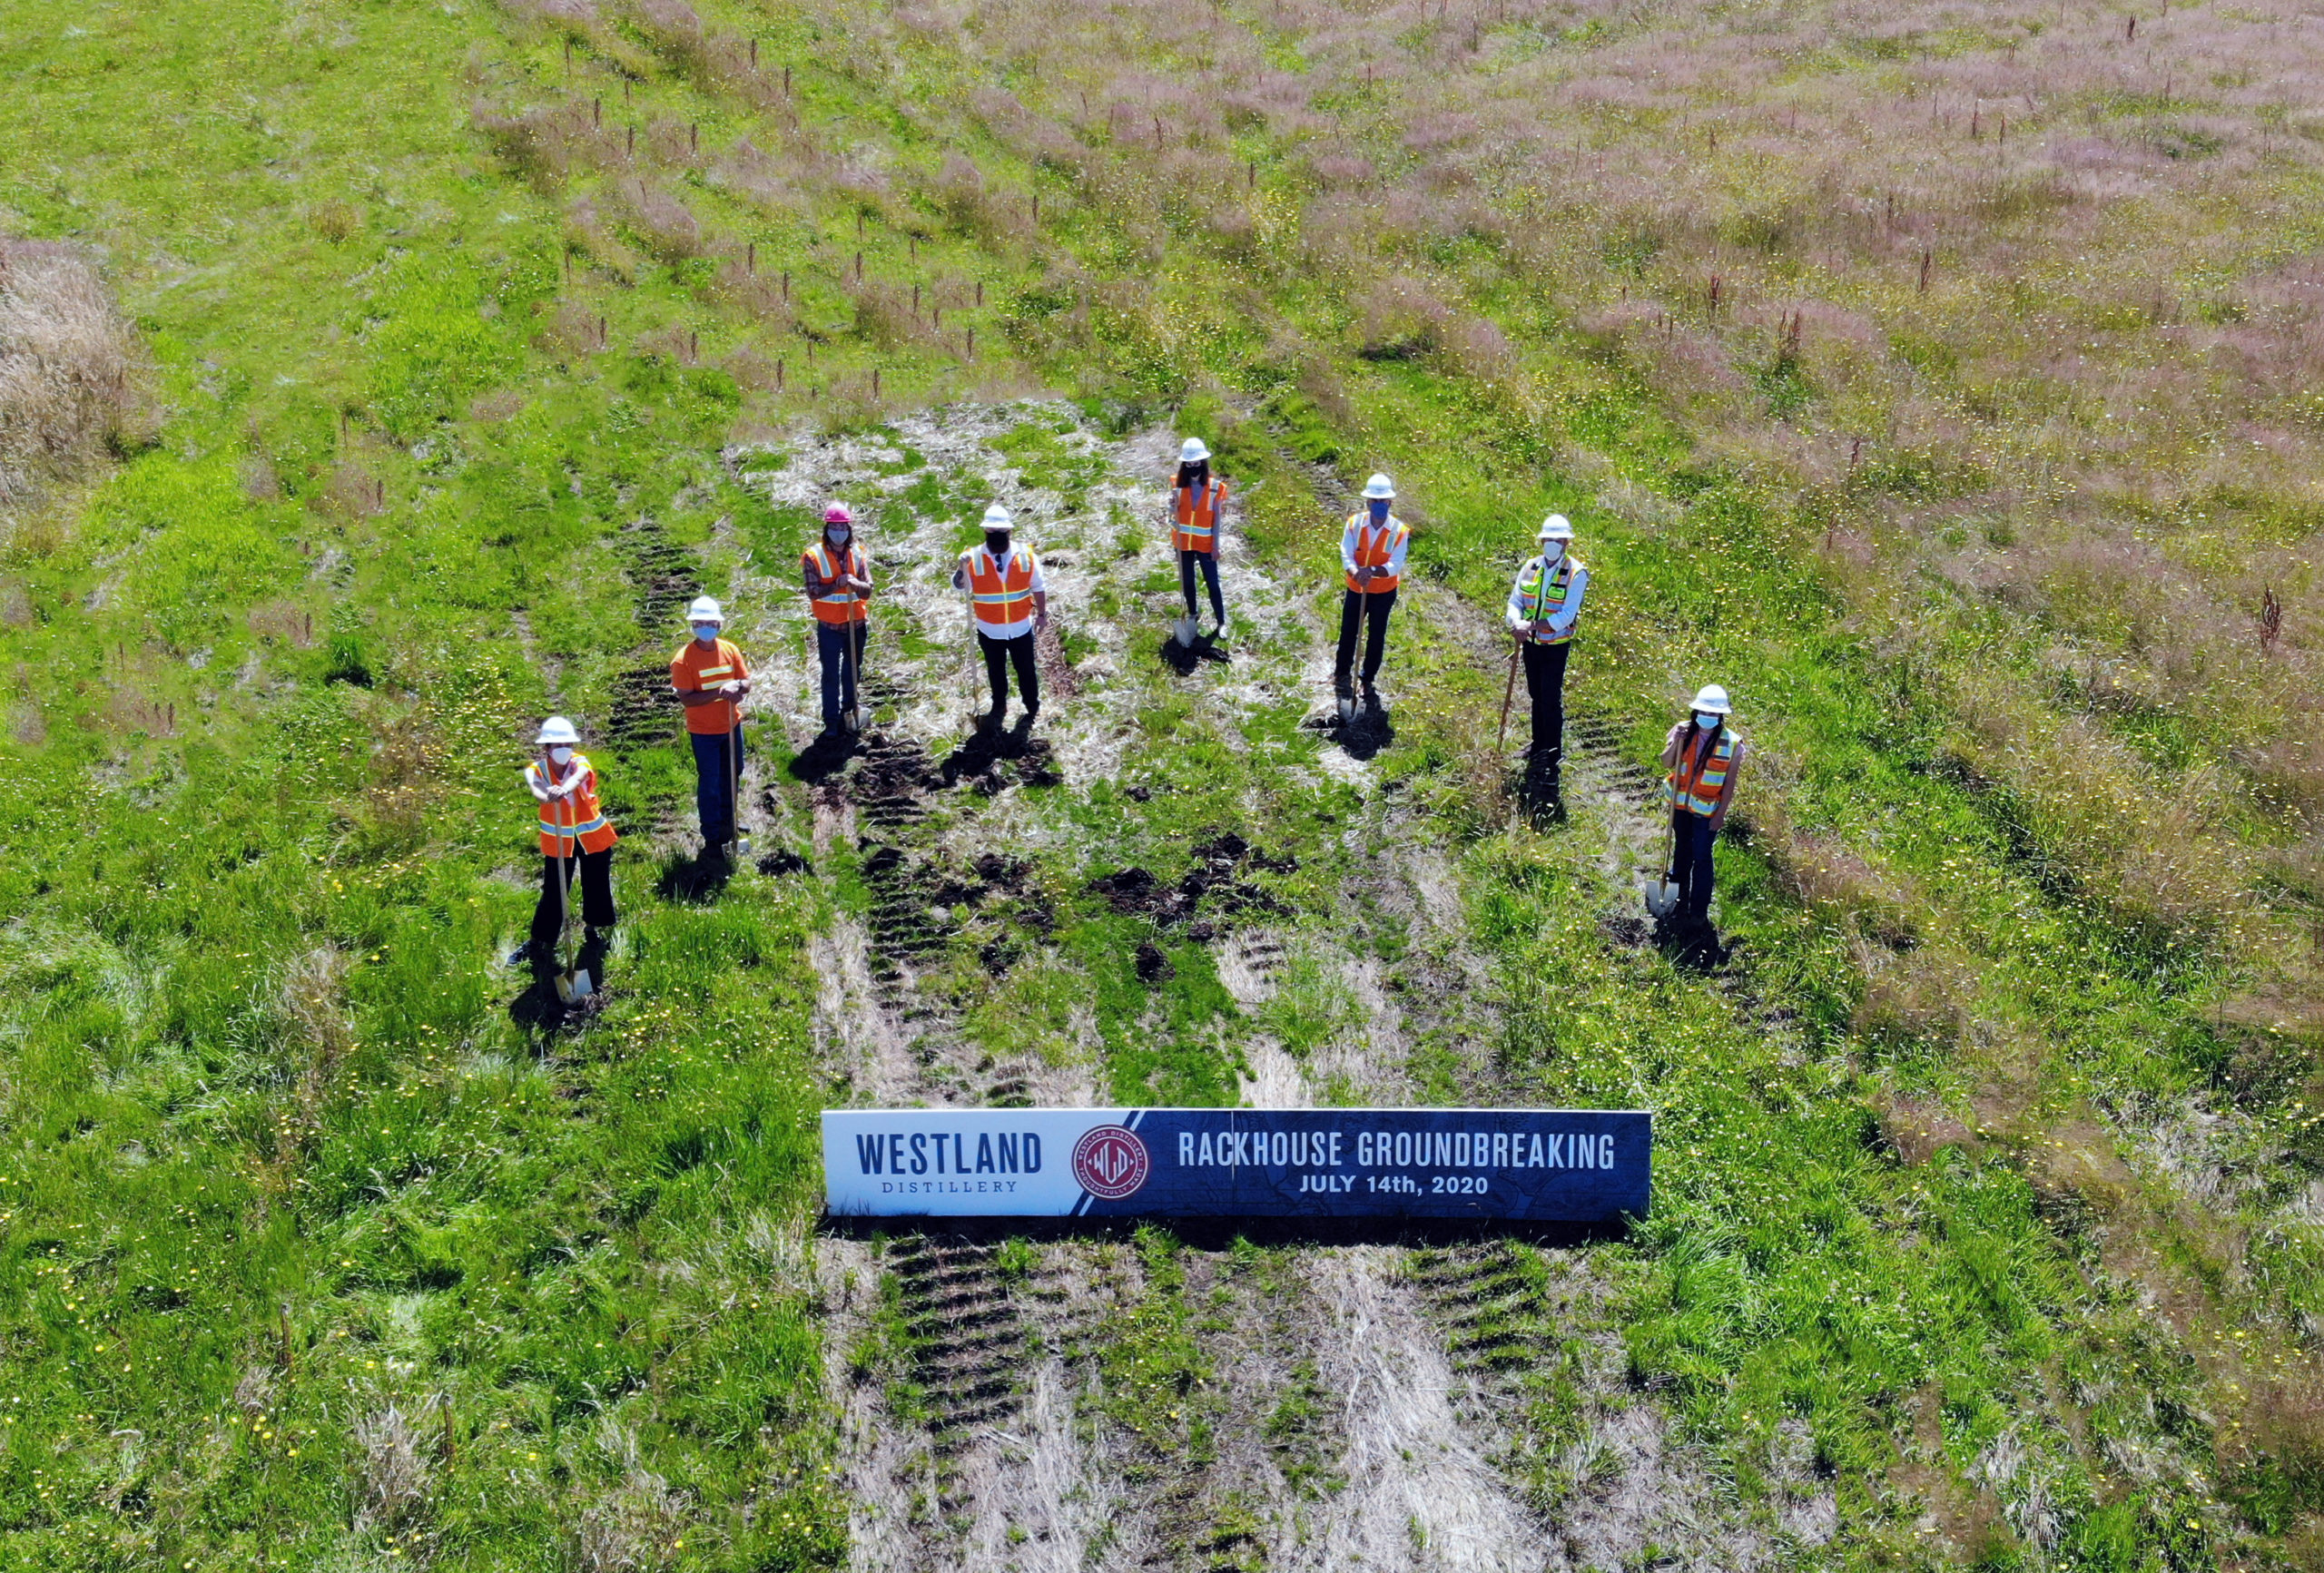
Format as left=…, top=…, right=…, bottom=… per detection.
left=1659, top=684, right=1746, bottom=929
left=803, top=501, right=872, bottom=736
left=1334, top=474, right=1408, bottom=714
left=671, top=595, right=752, bottom=858
left=1503, top=514, right=1587, bottom=792
left=521, top=716, right=617, bottom=966
left=951, top=504, right=1048, bottom=728
left=1170, top=437, right=1229, bottom=644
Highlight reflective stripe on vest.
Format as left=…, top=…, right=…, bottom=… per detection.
left=1665, top=729, right=1736, bottom=817
left=1344, top=515, right=1406, bottom=593
left=967, top=550, right=1037, bottom=625
left=696, top=664, right=734, bottom=678
left=1174, top=479, right=1224, bottom=552
left=1515, top=554, right=1582, bottom=644
left=528, top=756, right=619, bottom=855
left=807, top=542, right=867, bottom=624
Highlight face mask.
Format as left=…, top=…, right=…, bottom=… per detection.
left=548, top=746, right=575, bottom=765
left=1367, top=500, right=1389, bottom=521
left=985, top=532, right=1010, bottom=556
left=1542, top=543, right=1564, bottom=561
left=1694, top=713, right=1720, bottom=730
left=693, top=624, right=718, bottom=644
left=829, top=526, right=851, bottom=546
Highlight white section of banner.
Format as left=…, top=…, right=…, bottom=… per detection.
left=822, top=1108, right=1130, bottom=1216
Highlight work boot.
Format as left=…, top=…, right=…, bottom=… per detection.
left=1362, top=680, right=1381, bottom=710
left=507, top=942, right=547, bottom=969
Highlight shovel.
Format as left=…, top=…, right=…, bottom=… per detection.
left=1496, top=637, right=1520, bottom=751
left=841, top=618, right=863, bottom=735
left=1174, top=614, right=1197, bottom=649
left=1642, top=812, right=1682, bottom=920
left=551, top=792, right=595, bottom=1004
left=725, top=705, right=752, bottom=863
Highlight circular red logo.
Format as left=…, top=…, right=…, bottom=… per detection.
left=1072, top=1125, right=1150, bottom=1200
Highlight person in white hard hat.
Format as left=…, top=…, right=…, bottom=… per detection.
left=520, top=715, right=617, bottom=964
left=1504, top=514, right=1587, bottom=788
left=670, top=595, right=753, bottom=856
left=803, top=501, right=872, bottom=735
left=1660, top=684, right=1747, bottom=927
left=950, top=504, right=1049, bottom=726
left=1170, top=437, right=1230, bottom=640
left=1334, top=473, right=1408, bottom=709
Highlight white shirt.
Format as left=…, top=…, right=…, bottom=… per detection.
left=951, top=545, right=1048, bottom=639
left=1341, top=512, right=1410, bottom=581
left=1504, top=553, right=1588, bottom=640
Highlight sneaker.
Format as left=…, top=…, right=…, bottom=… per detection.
left=507, top=946, right=536, bottom=968
left=1214, top=614, right=1230, bottom=638
left=1023, top=702, right=1041, bottom=724
left=1362, top=681, right=1381, bottom=709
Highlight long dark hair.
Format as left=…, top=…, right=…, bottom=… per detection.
left=1176, top=459, right=1210, bottom=491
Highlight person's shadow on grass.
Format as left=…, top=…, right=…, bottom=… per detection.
left=656, top=847, right=734, bottom=905
left=1157, top=630, right=1230, bottom=675
left=786, top=727, right=856, bottom=783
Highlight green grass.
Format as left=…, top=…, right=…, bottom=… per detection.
left=6, top=0, right=2324, bottom=1564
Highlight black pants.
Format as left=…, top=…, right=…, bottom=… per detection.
left=1334, top=588, right=1396, bottom=687
left=1522, top=639, right=1571, bottom=765
left=1670, top=811, right=1717, bottom=922
left=1178, top=551, right=1224, bottom=622
left=979, top=630, right=1039, bottom=713
left=817, top=621, right=867, bottom=727
left=532, top=846, right=615, bottom=946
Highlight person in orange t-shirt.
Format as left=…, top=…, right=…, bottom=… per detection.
left=670, top=595, right=753, bottom=857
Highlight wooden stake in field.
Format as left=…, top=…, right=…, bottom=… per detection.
left=2261, top=587, right=2284, bottom=654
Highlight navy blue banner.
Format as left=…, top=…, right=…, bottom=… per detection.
left=822, top=1107, right=1649, bottom=1223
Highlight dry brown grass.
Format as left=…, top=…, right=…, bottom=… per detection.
left=350, top=1403, right=430, bottom=1537
left=0, top=240, right=146, bottom=511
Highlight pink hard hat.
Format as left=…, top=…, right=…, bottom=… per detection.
left=823, top=501, right=852, bottom=525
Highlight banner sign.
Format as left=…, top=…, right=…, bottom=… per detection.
left=821, top=1107, right=1649, bottom=1223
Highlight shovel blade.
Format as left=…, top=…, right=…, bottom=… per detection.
left=1642, top=880, right=1680, bottom=919
left=1174, top=617, right=1196, bottom=648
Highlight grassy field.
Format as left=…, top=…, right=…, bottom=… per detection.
left=7, top=0, right=2324, bottom=1566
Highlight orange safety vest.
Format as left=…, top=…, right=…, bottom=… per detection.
left=805, top=540, right=868, bottom=625
left=1665, top=727, right=1738, bottom=818
left=1344, top=514, right=1407, bottom=594
left=1513, top=554, right=1583, bottom=645
left=964, top=548, right=1038, bottom=629
left=1173, top=478, right=1228, bottom=554
left=527, top=755, right=618, bottom=855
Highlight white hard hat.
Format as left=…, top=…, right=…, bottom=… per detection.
left=1689, top=684, right=1733, bottom=716
left=1179, top=437, right=1210, bottom=464
left=1537, top=514, right=1573, bottom=542
left=686, top=595, right=724, bottom=624
left=980, top=504, right=1013, bottom=529
left=537, top=715, right=581, bottom=745
left=1362, top=473, right=1396, bottom=500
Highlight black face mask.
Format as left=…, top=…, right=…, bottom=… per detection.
left=985, top=531, right=1010, bottom=556
left=1177, top=462, right=1209, bottom=490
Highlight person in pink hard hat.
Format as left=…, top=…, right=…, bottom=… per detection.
left=802, top=500, right=872, bottom=734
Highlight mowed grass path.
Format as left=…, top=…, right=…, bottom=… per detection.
left=4, top=0, right=2324, bottom=1568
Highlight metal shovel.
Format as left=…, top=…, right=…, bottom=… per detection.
left=551, top=794, right=595, bottom=1003
left=725, top=709, right=753, bottom=862
left=842, top=617, right=862, bottom=734
left=1174, top=614, right=1197, bottom=649
left=1642, top=813, right=1682, bottom=920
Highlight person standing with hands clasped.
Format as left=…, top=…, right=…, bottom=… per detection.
left=1504, top=514, right=1586, bottom=792
left=520, top=716, right=616, bottom=964
left=803, top=501, right=872, bottom=736
left=1334, top=473, right=1408, bottom=713
left=953, top=504, right=1049, bottom=728
left=1660, top=685, right=1746, bottom=929
left=1170, top=437, right=1229, bottom=644
left=670, top=595, right=752, bottom=859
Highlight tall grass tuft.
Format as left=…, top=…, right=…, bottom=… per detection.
left=0, top=240, right=147, bottom=509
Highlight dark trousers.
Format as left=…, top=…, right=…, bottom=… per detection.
left=1334, top=588, right=1397, bottom=686
left=531, top=846, right=615, bottom=946
left=816, top=621, right=867, bottom=726
left=979, top=631, right=1039, bottom=713
left=1670, top=811, right=1717, bottom=921
left=689, top=723, right=744, bottom=847
left=1177, top=550, right=1224, bottom=621
left=1522, top=639, right=1571, bottom=765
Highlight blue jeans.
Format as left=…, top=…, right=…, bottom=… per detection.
left=817, top=622, right=866, bottom=727
left=1178, top=550, right=1224, bottom=621
left=1670, top=810, right=1717, bottom=921
left=691, top=723, right=744, bottom=847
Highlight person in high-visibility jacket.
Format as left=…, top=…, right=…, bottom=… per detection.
left=1660, top=685, right=1746, bottom=927
left=951, top=504, right=1049, bottom=726
left=803, top=501, right=872, bottom=734
left=523, top=715, right=617, bottom=959
left=1334, top=473, right=1408, bottom=708
left=1503, top=515, right=1587, bottom=786
left=1171, top=437, right=1229, bottom=640
left=670, top=595, right=752, bottom=856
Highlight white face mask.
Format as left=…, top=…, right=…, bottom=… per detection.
left=1694, top=712, right=1720, bottom=730
left=548, top=746, right=575, bottom=764
left=1542, top=543, right=1564, bottom=561
left=692, top=624, right=719, bottom=644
